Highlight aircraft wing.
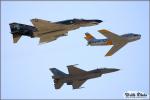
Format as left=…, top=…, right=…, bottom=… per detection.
left=99, top=29, right=128, bottom=56
left=39, top=30, right=68, bottom=44
left=67, top=65, right=86, bottom=75
left=72, top=80, right=86, bottom=89
left=39, top=36, right=56, bottom=44
left=105, top=42, right=127, bottom=56
left=98, top=29, right=128, bottom=44
left=31, top=18, right=63, bottom=32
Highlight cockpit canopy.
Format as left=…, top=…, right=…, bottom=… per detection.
left=56, top=19, right=82, bottom=25
left=121, top=33, right=140, bottom=37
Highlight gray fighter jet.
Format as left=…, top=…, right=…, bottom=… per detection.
left=50, top=64, right=119, bottom=89
left=9, top=18, right=102, bottom=44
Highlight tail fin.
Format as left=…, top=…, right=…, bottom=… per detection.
left=84, top=33, right=96, bottom=41
left=9, top=23, right=22, bottom=43
left=50, top=68, right=67, bottom=76
left=12, top=33, right=22, bottom=43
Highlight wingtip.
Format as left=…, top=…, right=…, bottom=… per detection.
left=31, top=18, right=39, bottom=22
left=98, top=29, right=107, bottom=33
left=38, top=41, right=46, bottom=45
left=105, top=54, right=112, bottom=57
left=67, top=64, right=79, bottom=67
left=13, top=41, right=17, bottom=44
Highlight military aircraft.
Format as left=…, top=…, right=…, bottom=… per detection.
left=50, top=64, right=119, bottom=89
left=9, top=18, right=102, bottom=44
left=84, top=29, right=141, bottom=56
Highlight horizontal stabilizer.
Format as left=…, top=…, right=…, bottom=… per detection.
left=54, top=79, right=64, bottom=89
left=12, top=33, right=22, bottom=43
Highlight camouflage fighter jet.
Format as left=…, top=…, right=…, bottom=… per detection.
left=50, top=64, right=119, bottom=89
left=9, top=18, right=102, bottom=44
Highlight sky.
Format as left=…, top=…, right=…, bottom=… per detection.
left=1, top=1, right=149, bottom=99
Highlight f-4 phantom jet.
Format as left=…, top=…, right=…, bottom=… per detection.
left=84, top=29, right=141, bottom=56
left=9, top=18, right=102, bottom=44
left=50, top=64, right=119, bottom=89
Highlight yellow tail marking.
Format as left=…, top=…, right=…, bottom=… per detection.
left=85, top=34, right=94, bottom=40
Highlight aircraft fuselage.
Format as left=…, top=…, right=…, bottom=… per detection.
left=88, top=33, right=141, bottom=46
left=10, top=19, right=102, bottom=39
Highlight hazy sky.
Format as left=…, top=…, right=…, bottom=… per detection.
left=1, top=1, right=149, bottom=99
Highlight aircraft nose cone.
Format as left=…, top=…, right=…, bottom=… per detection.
left=138, top=34, right=141, bottom=39
left=107, top=68, right=120, bottom=73
left=113, top=68, right=120, bottom=72
left=80, top=19, right=103, bottom=27
left=94, top=20, right=103, bottom=23
left=85, top=19, right=103, bottom=24
left=101, top=68, right=120, bottom=74
left=135, top=34, right=141, bottom=40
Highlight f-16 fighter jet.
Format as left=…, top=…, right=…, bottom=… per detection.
left=50, top=64, right=119, bottom=89
left=9, top=18, right=102, bottom=44
left=84, top=29, right=141, bottom=56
